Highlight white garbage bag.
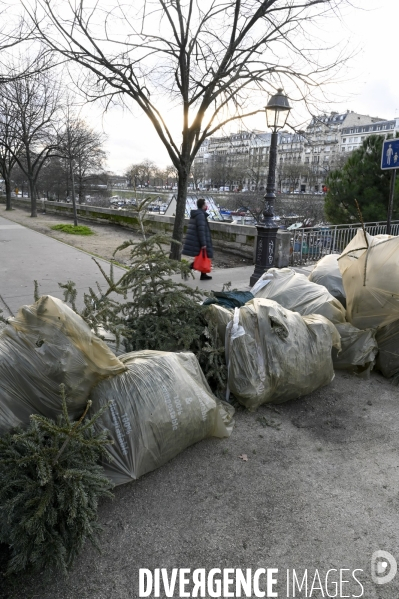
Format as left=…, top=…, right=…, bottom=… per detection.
left=226, top=298, right=340, bottom=410
left=89, top=350, right=235, bottom=485
left=0, top=295, right=126, bottom=434
left=338, top=230, right=399, bottom=329
left=251, top=267, right=346, bottom=324
left=333, top=323, right=377, bottom=373
left=308, top=254, right=346, bottom=307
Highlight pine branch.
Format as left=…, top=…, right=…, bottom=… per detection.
left=0, top=386, right=114, bottom=577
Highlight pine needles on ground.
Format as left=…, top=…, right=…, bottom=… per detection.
left=0, top=385, right=113, bottom=577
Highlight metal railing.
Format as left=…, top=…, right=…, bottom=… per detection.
left=290, top=220, right=399, bottom=265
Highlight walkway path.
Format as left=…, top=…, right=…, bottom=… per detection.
left=0, top=212, right=312, bottom=314
left=0, top=215, right=127, bottom=315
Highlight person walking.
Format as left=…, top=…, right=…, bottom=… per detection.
left=182, top=198, right=214, bottom=280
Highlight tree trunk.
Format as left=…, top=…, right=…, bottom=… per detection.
left=5, top=177, right=12, bottom=211
left=170, top=168, right=189, bottom=260
left=70, top=160, right=78, bottom=226
left=29, top=180, right=37, bottom=217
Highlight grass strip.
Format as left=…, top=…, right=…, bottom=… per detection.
left=51, top=224, right=94, bottom=236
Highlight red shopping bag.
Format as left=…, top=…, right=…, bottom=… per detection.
left=193, top=248, right=212, bottom=273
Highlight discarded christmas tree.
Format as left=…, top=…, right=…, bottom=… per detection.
left=60, top=197, right=228, bottom=397
left=0, top=386, right=113, bottom=576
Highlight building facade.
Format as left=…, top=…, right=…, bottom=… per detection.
left=193, top=111, right=399, bottom=193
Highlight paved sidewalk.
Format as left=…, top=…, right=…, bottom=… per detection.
left=0, top=213, right=293, bottom=314
left=0, top=216, right=127, bottom=315
left=0, top=214, right=253, bottom=314
left=0, top=211, right=314, bottom=315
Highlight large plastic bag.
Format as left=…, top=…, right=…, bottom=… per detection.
left=205, top=304, right=233, bottom=343
left=308, top=254, right=346, bottom=308
left=226, top=298, right=340, bottom=410
left=89, top=350, right=235, bottom=485
left=332, top=323, right=377, bottom=373
left=338, top=230, right=399, bottom=329
left=375, top=320, right=399, bottom=380
left=0, top=295, right=126, bottom=434
left=251, top=268, right=346, bottom=324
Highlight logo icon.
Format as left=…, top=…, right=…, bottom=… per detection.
left=371, top=551, right=397, bottom=585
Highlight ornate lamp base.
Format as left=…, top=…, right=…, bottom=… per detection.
left=249, top=223, right=279, bottom=287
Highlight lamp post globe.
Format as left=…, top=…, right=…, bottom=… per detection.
left=250, top=89, right=291, bottom=287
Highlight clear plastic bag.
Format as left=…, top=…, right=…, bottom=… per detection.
left=376, top=320, right=399, bottom=380
left=89, top=350, right=235, bottom=485
left=251, top=267, right=346, bottom=324
left=333, top=322, right=377, bottom=374
left=338, top=230, right=399, bottom=329
left=204, top=304, right=233, bottom=344
left=226, top=298, right=340, bottom=410
left=308, top=254, right=346, bottom=308
left=0, top=296, right=126, bottom=434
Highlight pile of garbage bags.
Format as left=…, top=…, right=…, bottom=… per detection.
left=1, top=226, right=398, bottom=486
left=0, top=296, right=235, bottom=485
left=205, top=264, right=378, bottom=384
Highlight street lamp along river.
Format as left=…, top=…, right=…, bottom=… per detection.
left=250, top=89, right=291, bottom=286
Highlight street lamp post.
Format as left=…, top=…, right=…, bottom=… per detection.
left=250, top=89, right=291, bottom=287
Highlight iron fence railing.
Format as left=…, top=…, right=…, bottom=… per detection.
left=289, top=221, right=399, bottom=265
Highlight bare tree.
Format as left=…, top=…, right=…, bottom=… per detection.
left=190, top=161, right=205, bottom=190
left=230, top=191, right=265, bottom=222
left=163, top=164, right=178, bottom=189
left=27, top=0, right=349, bottom=257
left=66, top=119, right=106, bottom=203
left=53, top=103, right=106, bottom=223
left=55, top=107, right=80, bottom=225
left=276, top=193, right=325, bottom=224
left=207, top=155, right=229, bottom=189
left=126, top=159, right=157, bottom=188
left=0, top=93, right=22, bottom=210
left=247, top=150, right=267, bottom=191
left=278, top=161, right=305, bottom=192
left=0, top=7, right=34, bottom=84
left=36, top=156, right=67, bottom=201
left=2, top=61, right=62, bottom=216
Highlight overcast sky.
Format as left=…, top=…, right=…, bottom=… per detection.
left=80, top=0, right=399, bottom=175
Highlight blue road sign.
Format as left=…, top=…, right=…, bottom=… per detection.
left=381, top=139, right=399, bottom=170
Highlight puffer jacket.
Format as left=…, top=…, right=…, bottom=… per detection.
left=182, top=209, right=214, bottom=258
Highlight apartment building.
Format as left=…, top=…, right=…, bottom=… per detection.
left=303, top=111, right=399, bottom=190
left=340, top=117, right=399, bottom=153
left=194, top=131, right=271, bottom=190
left=193, top=111, right=399, bottom=192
